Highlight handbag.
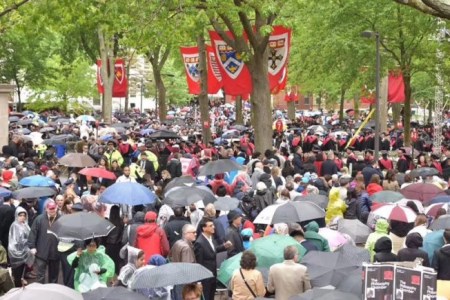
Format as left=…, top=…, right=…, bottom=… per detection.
left=239, top=268, right=257, bottom=298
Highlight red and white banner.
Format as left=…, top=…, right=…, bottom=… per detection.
left=361, top=85, right=375, bottom=104
left=96, top=58, right=128, bottom=97
left=209, top=31, right=252, bottom=96
left=268, top=26, right=291, bottom=92
left=388, top=70, right=405, bottom=103
left=206, top=45, right=223, bottom=94
left=180, top=47, right=201, bottom=95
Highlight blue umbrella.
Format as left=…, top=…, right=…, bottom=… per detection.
left=0, top=187, right=12, bottom=198
left=99, top=182, right=156, bottom=206
left=423, top=229, right=444, bottom=263
left=140, top=128, right=155, bottom=136
left=167, top=111, right=176, bottom=115
left=19, top=175, right=55, bottom=187
left=100, top=134, right=114, bottom=141
left=429, top=195, right=450, bottom=204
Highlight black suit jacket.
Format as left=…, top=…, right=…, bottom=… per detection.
left=194, top=234, right=226, bottom=276
left=141, top=160, right=156, bottom=179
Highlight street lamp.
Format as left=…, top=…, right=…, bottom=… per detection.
left=361, top=30, right=381, bottom=162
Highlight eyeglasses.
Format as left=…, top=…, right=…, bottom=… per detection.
left=187, top=231, right=197, bottom=234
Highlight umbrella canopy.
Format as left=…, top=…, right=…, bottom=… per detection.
left=76, top=115, right=96, bottom=122
left=370, top=190, right=404, bottom=203
left=49, top=212, right=115, bottom=241
left=139, top=128, right=155, bottom=136
left=148, top=130, right=180, bottom=139
left=254, top=202, right=325, bottom=225
left=39, top=126, right=56, bottom=133
left=0, top=187, right=12, bottom=198
left=13, top=187, right=56, bottom=199
left=372, top=203, right=417, bottom=223
left=395, top=198, right=424, bottom=213
left=307, top=125, right=328, bottom=134
left=9, top=116, right=19, bottom=122
left=19, top=175, right=55, bottom=187
left=293, top=194, right=329, bottom=209
left=318, top=228, right=351, bottom=251
left=430, top=215, right=450, bottom=231
left=335, top=243, right=370, bottom=266
left=79, top=168, right=117, bottom=180
left=164, top=186, right=216, bottom=208
left=163, top=176, right=195, bottom=193
left=17, top=119, right=32, bottom=126
left=82, top=287, right=148, bottom=300
left=130, top=263, right=213, bottom=289
left=198, top=159, right=243, bottom=176
left=2, top=282, right=82, bottom=300
left=301, top=250, right=361, bottom=288
left=292, top=288, right=360, bottom=300
left=213, top=197, right=240, bottom=211
left=401, top=183, right=446, bottom=204
left=99, top=182, right=157, bottom=206
left=59, top=153, right=97, bottom=168
left=337, top=219, right=372, bottom=244
left=423, top=230, right=444, bottom=263
left=429, top=195, right=450, bottom=204
left=230, top=124, right=247, bottom=131
left=410, top=167, right=440, bottom=178
left=335, top=269, right=362, bottom=296
left=425, top=203, right=449, bottom=217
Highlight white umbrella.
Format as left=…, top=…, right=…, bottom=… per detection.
left=2, top=282, right=82, bottom=300
left=395, top=198, right=424, bottom=213
left=253, top=204, right=284, bottom=224
left=372, top=204, right=417, bottom=223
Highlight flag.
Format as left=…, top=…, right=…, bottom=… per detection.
left=271, top=66, right=287, bottom=94
left=96, top=58, right=128, bottom=97
left=388, top=70, right=405, bottom=103
left=268, top=26, right=292, bottom=92
left=206, top=45, right=223, bottom=94
left=209, top=31, right=252, bottom=96
left=361, top=85, right=375, bottom=104
left=180, top=47, right=201, bottom=95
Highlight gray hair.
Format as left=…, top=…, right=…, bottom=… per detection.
left=182, top=224, right=196, bottom=237
left=284, top=245, right=298, bottom=260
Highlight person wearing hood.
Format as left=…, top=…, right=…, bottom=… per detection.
left=135, top=211, right=170, bottom=262
left=398, top=233, right=430, bottom=267
left=432, top=229, right=450, bottom=280
left=365, top=218, right=389, bottom=262
left=325, top=187, right=347, bottom=224
left=164, top=207, right=190, bottom=248
left=122, top=211, right=145, bottom=247
left=225, top=210, right=245, bottom=258
left=373, top=237, right=397, bottom=263
left=303, top=221, right=330, bottom=252
left=253, top=181, right=275, bottom=212
left=8, top=207, right=33, bottom=287
left=116, top=246, right=145, bottom=287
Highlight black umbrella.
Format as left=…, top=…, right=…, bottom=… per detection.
left=83, top=287, right=147, bottom=300
left=130, top=263, right=214, bottom=289
left=49, top=212, right=115, bottom=241
left=17, top=119, right=32, bottom=126
left=291, top=288, right=360, bottom=300
left=39, top=126, right=56, bottom=133
left=213, top=197, right=240, bottom=211
left=294, top=194, right=329, bottom=209
left=410, top=167, right=440, bottom=178
left=12, top=187, right=57, bottom=199
left=148, top=130, right=180, bottom=139
left=430, top=215, right=450, bottom=230
left=163, top=176, right=195, bottom=193
left=59, top=153, right=96, bottom=168
left=110, top=123, right=131, bottom=128
left=9, top=116, right=19, bottom=122
left=164, top=186, right=216, bottom=207
left=335, top=269, right=362, bottom=296
left=337, top=219, right=372, bottom=244
left=198, top=159, right=243, bottom=176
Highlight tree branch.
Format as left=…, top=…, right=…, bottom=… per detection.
left=209, top=16, right=237, bottom=49
left=392, top=0, right=448, bottom=18
left=234, top=0, right=258, bottom=49
left=0, top=0, right=30, bottom=18
left=159, top=47, right=171, bottom=69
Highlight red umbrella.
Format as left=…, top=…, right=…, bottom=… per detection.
left=400, top=183, right=446, bottom=204
left=425, top=203, right=449, bottom=218
left=372, top=203, right=417, bottom=223
left=79, top=168, right=116, bottom=180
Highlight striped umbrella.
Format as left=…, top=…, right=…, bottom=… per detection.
left=372, top=203, right=417, bottom=223
left=129, top=263, right=213, bottom=289
left=425, top=203, right=449, bottom=218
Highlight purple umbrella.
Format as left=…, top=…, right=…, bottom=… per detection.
left=400, top=183, right=446, bottom=204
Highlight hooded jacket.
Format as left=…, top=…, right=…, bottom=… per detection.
left=122, top=211, right=145, bottom=247
left=325, top=187, right=347, bottom=224
left=8, top=207, right=32, bottom=268
left=398, top=233, right=430, bottom=267
left=304, top=221, right=330, bottom=252
left=117, top=246, right=142, bottom=287
left=253, top=187, right=275, bottom=211
left=135, top=221, right=170, bottom=262
left=365, top=219, right=389, bottom=262
left=374, top=236, right=397, bottom=263
left=432, top=244, right=450, bottom=280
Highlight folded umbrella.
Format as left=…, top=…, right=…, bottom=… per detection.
left=2, top=282, right=82, bottom=300
left=198, top=159, right=243, bottom=176
left=213, top=197, right=240, bottom=211
left=293, top=194, right=329, bottom=209
left=49, top=212, right=115, bottom=241
left=82, top=286, right=148, bottom=300
left=59, top=153, right=97, bottom=168
left=337, top=219, right=372, bottom=244
left=291, top=288, right=360, bottom=300
left=99, top=182, right=157, bottom=206
left=401, top=183, right=446, bottom=204
left=164, top=186, right=216, bottom=208
left=430, top=215, right=450, bottom=231
left=13, top=187, right=56, bottom=199
left=370, top=190, right=404, bottom=203
left=371, top=203, right=417, bottom=223
left=79, top=168, right=116, bottom=180
left=130, top=263, right=213, bottom=289
left=19, top=175, right=55, bottom=187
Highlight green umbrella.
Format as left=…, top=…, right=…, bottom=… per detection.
left=370, top=190, right=403, bottom=203
left=218, top=235, right=306, bottom=286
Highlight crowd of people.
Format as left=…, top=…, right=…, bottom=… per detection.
left=1, top=106, right=450, bottom=299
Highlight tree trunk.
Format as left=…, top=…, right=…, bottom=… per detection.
left=287, top=100, right=295, bottom=120
left=249, top=48, right=272, bottom=152
left=339, top=87, right=346, bottom=123
left=353, top=93, right=360, bottom=120
left=317, top=91, right=322, bottom=110
left=197, top=34, right=211, bottom=144
left=403, top=72, right=412, bottom=146
left=14, top=76, right=21, bottom=112
left=153, top=69, right=167, bottom=121
left=428, top=99, right=433, bottom=123
left=98, top=28, right=114, bottom=124
left=235, top=96, right=243, bottom=124
left=392, top=103, right=401, bottom=126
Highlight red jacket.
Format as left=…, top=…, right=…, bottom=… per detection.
left=135, top=223, right=170, bottom=262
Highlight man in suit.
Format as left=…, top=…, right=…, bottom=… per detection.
left=267, top=245, right=311, bottom=300
left=194, top=218, right=232, bottom=300
left=139, top=152, right=156, bottom=180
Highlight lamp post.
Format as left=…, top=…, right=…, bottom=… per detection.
left=140, top=77, right=144, bottom=113
left=361, top=30, right=381, bottom=162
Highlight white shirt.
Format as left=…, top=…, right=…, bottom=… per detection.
left=116, top=175, right=136, bottom=183
left=202, top=233, right=215, bottom=252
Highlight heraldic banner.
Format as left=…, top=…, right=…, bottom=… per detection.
left=96, top=58, right=128, bottom=98
left=388, top=70, right=406, bottom=104
left=268, top=26, right=291, bottom=93
left=209, top=31, right=253, bottom=96
left=206, top=45, right=223, bottom=94
left=180, top=47, right=201, bottom=95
